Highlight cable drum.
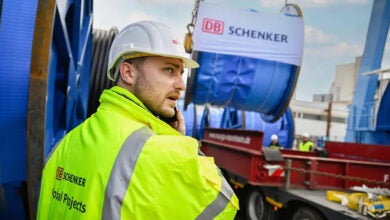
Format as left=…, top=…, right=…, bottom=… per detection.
left=88, top=28, right=118, bottom=116
left=186, top=2, right=304, bottom=123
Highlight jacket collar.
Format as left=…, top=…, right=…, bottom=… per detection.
left=99, top=86, right=182, bottom=136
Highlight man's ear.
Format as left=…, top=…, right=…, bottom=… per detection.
left=119, top=62, right=135, bottom=84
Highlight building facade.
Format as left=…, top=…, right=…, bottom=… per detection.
left=289, top=57, right=360, bottom=147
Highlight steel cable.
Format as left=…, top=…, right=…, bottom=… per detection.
left=88, top=27, right=118, bottom=116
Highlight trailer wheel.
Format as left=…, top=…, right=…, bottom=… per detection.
left=292, top=206, right=324, bottom=220
left=246, top=189, right=266, bottom=220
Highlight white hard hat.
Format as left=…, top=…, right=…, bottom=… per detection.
left=107, top=20, right=199, bottom=81
left=302, top=133, right=310, bottom=138
left=271, top=134, right=278, bottom=140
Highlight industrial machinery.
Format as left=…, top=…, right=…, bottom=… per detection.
left=0, top=0, right=93, bottom=219
left=345, top=0, right=390, bottom=145
left=184, top=0, right=390, bottom=219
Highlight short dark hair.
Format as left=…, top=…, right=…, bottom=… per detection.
left=124, top=56, right=147, bottom=70
left=115, top=56, right=147, bottom=84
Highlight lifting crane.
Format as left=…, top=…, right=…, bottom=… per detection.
left=345, top=0, right=390, bottom=145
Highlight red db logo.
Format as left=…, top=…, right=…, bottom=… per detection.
left=56, top=167, right=64, bottom=180
left=202, top=18, right=224, bottom=35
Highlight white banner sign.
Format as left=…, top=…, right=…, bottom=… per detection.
left=193, top=2, right=304, bottom=66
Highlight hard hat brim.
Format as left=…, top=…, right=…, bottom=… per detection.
left=107, top=51, right=199, bottom=81
left=121, top=51, right=199, bottom=68
left=153, top=53, right=199, bottom=69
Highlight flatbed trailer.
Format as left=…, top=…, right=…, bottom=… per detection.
left=200, top=128, right=390, bottom=220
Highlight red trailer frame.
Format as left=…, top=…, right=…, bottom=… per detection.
left=200, top=128, right=390, bottom=220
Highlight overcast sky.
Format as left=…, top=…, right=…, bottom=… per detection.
left=93, top=0, right=390, bottom=101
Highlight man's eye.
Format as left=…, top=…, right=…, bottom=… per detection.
left=165, top=67, right=174, bottom=73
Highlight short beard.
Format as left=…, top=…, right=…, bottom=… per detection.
left=132, top=67, right=170, bottom=118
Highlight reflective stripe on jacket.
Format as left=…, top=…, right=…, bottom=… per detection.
left=37, top=86, right=238, bottom=219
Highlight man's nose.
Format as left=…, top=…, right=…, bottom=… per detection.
left=175, top=76, right=186, bottom=91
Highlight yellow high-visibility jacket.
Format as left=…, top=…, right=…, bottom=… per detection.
left=299, top=141, right=313, bottom=152
left=37, top=86, right=239, bottom=219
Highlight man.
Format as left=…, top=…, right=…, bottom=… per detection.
left=268, top=134, right=282, bottom=149
left=37, top=21, right=238, bottom=219
left=298, top=132, right=313, bottom=152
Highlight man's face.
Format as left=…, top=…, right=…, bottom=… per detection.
left=133, top=56, right=185, bottom=118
